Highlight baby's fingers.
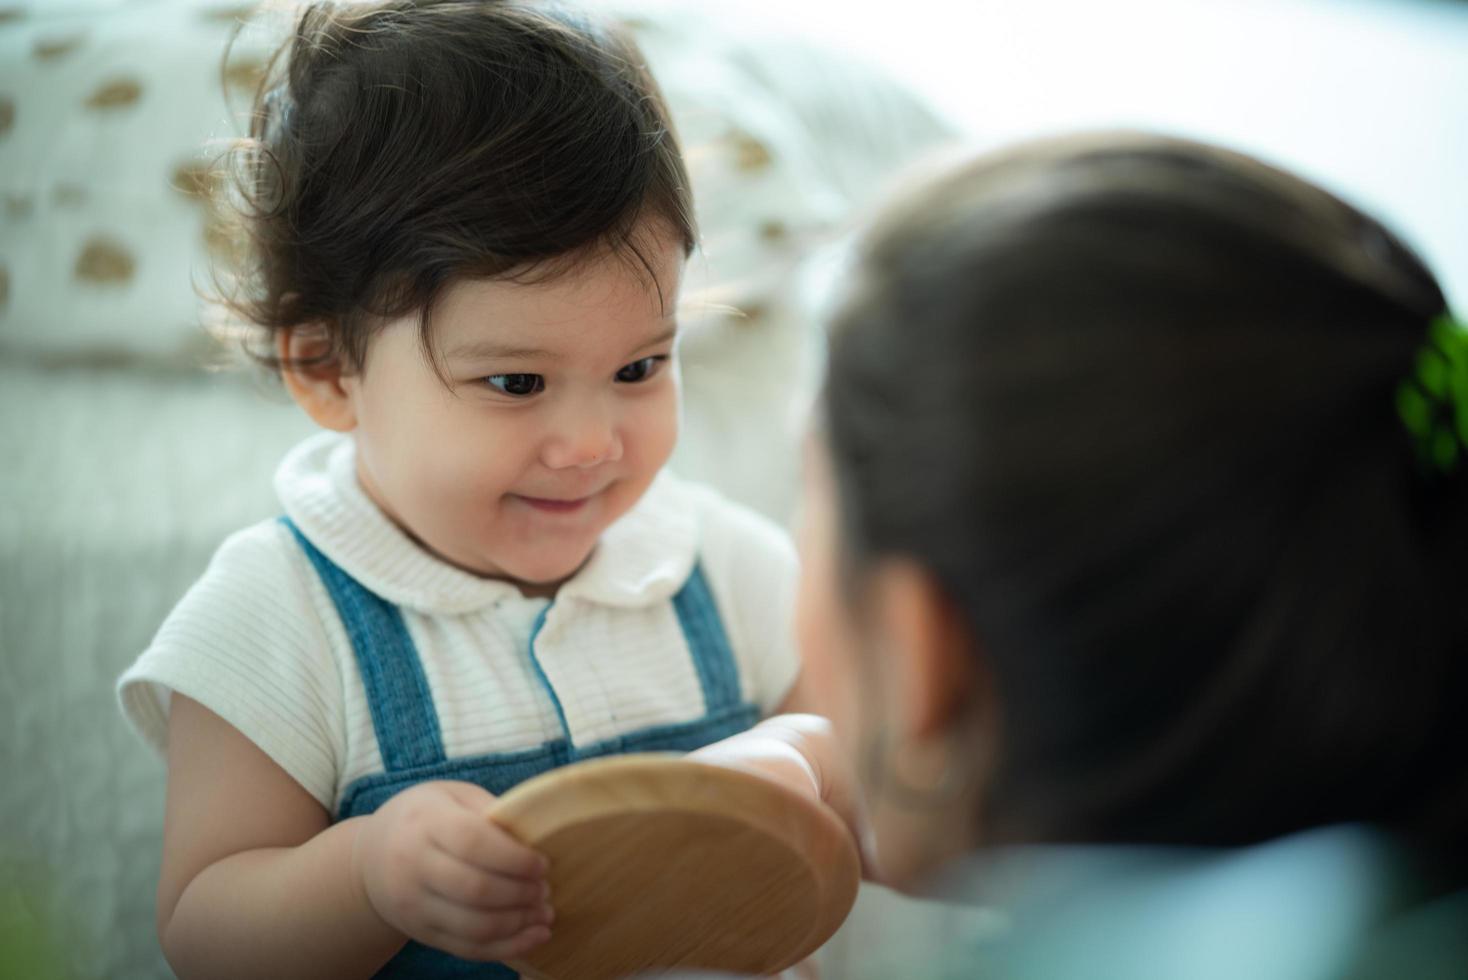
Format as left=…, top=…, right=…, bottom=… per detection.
left=433, top=812, right=546, bottom=880
left=441, top=923, right=554, bottom=964
left=421, top=897, right=554, bottom=962
left=438, top=780, right=499, bottom=812
left=425, top=848, right=551, bottom=911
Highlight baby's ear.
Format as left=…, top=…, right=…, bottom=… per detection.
left=278, top=324, right=358, bottom=432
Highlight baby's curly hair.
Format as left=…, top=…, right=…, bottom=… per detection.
left=214, top=0, right=696, bottom=374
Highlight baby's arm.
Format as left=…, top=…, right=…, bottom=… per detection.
left=158, top=694, right=552, bottom=979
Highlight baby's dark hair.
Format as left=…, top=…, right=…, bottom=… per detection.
left=218, top=0, right=695, bottom=372
left=826, top=134, right=1468, bottom=862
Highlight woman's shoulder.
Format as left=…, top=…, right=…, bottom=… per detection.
left=1346, top=885, right=1468, bottom=979
left=864, top=826, right=1467, bottom=980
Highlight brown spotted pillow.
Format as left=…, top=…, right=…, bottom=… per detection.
left=0, top=1, right=275, bottom=363
left=0, top=0, right=951, bottom=367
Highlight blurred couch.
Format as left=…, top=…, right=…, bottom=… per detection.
left=0, top=1, right=973, bottom=976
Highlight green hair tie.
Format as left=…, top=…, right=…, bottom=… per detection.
left=1397, top=312, right=1468, bottom=473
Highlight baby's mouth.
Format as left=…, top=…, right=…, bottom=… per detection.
left=512, top=491, right=599, bottom=514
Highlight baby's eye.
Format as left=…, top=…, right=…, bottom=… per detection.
left=484, top=373, right=544, bottom=397
left=615, top=356, right=667, bottom=384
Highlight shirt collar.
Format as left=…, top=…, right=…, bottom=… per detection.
left=276, top=432, right=699, bottom=615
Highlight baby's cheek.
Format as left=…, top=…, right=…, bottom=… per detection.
left=598, top=390, right=678, bottom=524
left=449, top=430, right=531, bottom=498
left=639, top=384, right=681, bottom=469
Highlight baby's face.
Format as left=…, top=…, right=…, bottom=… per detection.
left=342, top=232, right=684, bottom=591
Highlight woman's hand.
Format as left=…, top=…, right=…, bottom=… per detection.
left=352, top=780, right=554, bottom=962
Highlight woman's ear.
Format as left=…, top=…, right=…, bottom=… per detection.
left=277, top=325, right=357, bottom=432
left=870, top=559, right=981, bottom=742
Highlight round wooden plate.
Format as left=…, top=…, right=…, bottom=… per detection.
left=488, top=753, right=861, bottom=980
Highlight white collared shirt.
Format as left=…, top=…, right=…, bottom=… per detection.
left=117, top=432, right=800, bottom=812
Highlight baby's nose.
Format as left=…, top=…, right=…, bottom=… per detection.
left=542, top=407, right=623, bottom=470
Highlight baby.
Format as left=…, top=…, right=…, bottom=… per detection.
left=115, top=2, right=837, bottom=976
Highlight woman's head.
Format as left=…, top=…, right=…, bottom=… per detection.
left=799, top=133, right=1468, bottom=886
left=220, top=0, right=695, bottom=589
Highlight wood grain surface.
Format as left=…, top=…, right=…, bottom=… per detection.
left=489, top=753, right=860, bottom=980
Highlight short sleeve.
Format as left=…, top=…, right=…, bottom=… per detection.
left=693, top=487, right=802, bottom=716
left=116, top=519, right=346, bottom=809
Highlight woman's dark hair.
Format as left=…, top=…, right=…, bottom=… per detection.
left=217, top=0, right=695, bottom=372
left=825, top=133, right=1468, bottom=858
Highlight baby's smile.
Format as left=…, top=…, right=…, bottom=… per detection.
left=508, top=475, right=615, bottom=514
left=512, top=493, right=596, bottom=514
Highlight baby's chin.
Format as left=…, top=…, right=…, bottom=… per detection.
left=483, top=544, right=599, bottom=595
left=411, top=531, right=593, bottom=592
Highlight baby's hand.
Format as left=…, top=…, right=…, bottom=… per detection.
left=693, top=715, right=880, bottom=881
left=691, top=722, right=824, bottom=804
left=352, top=780, right=553, bottom=962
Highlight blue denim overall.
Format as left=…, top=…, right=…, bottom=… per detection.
left=285, top=519, right=762, bottom=978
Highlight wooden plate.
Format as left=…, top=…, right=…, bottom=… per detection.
left=489, top=753, right=861, bottom=980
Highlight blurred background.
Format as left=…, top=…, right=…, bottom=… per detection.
left=1, top=0, right=1464, bottom=976
left=729, top=0, right=1468, bottom=306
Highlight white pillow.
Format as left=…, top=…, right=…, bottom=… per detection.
left=0, top=2, right=285, bottom=361
left=0, top=0, right=952, bottom=366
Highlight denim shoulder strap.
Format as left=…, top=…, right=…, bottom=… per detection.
left=281, top=517, right=447, bottom=771
left=671, top=564, right=744, bottom=714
